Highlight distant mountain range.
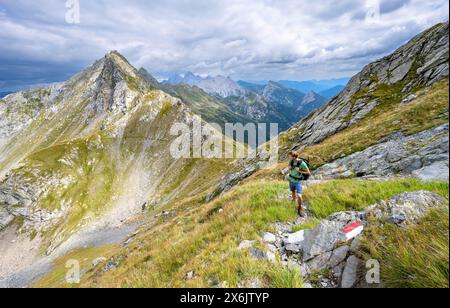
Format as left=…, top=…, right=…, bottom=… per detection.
left=238, top=78, right=349, bottom=99
left=164, top=73, right=332, bottom=131
left=165, top=73, right=243, bottom=98
left=278, top=78, right=349, bottom=94
left=1, top=74, right=346, bottom=131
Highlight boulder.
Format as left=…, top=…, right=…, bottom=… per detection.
left=305, top=251, right=333, bottom=272
left=303, top=245, right=350, bottom=274
left=249, top=247, right=267, bottom=260
left=328, top=245, right=350, bottom=268
left=350, top=236, right=361, bottom=253
left=285, top=244, right=302, bottom=253
left=328, top=211, right=367, bottom=224
left=249, top=247, right=277, bottom=263
left=302, top=221, right=345, bottom=261
left=283, top=229, right=306, bottom=247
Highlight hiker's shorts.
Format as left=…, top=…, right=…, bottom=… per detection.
left=289, top=180, right=303, bottom=195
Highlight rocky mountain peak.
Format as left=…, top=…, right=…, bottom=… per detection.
left=96, top=50, right=140, bottom=81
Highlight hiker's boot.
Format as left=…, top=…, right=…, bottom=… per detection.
left=298, top=207, right=307, bottom=218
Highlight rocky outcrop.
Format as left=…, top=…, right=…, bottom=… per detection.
left=285, top=22, right=449, bottom=150
left=314, top=124, right=449, bottom=181
left=261, top=191, right=447, bottom=288
left=205, top=164, right=259, bottom=202
left=365, top=190, right=447, bottom=225
left=0, top=85, right=62, bottom=149
left=301, top=221, right=346, bottom=261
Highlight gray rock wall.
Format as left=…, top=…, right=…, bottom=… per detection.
left=315, top=124, right=449, bottom=181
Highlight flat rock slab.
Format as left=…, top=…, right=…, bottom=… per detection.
left=302, top=221, right=345, bottom=261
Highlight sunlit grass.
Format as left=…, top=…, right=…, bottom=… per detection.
left=34, top=245, right=119, bottom=288
left=37, top=178, right=449, bottom=288
left=304, top=178, right=449, bottom=218
left=361, top=207, right=449, bottom=288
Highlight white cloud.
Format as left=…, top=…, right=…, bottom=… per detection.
left=0, top=0, right=448, bottom=90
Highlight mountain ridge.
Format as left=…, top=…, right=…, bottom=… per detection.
left=0, top=50, right=239, bottom=278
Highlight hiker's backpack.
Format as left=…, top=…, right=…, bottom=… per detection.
left=290, top=158, right=311, bottom=181
left=300, top=158, right=311, bottom=181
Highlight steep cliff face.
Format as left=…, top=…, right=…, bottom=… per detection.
left=283, top=22, right=449, bottom=150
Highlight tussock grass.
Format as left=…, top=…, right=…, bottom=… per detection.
left=37, top=178, right=449, bottom=288
left=361, top=207, right=449, bottom=288
left=304, top=178, right=449, bottom=218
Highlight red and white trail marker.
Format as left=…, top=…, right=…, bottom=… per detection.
left=342, top=221, right=364, bottom=241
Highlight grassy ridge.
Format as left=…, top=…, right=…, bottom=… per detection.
left=78, top=180, right=302, bottom=288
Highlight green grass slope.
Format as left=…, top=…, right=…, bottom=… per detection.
left=35, top=178, right=448, bottom=288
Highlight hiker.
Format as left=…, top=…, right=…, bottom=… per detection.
left=288, top=151, right=311, bottom=217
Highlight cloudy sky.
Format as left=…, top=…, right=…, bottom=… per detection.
left=0, top=0, right=448, bottom=91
